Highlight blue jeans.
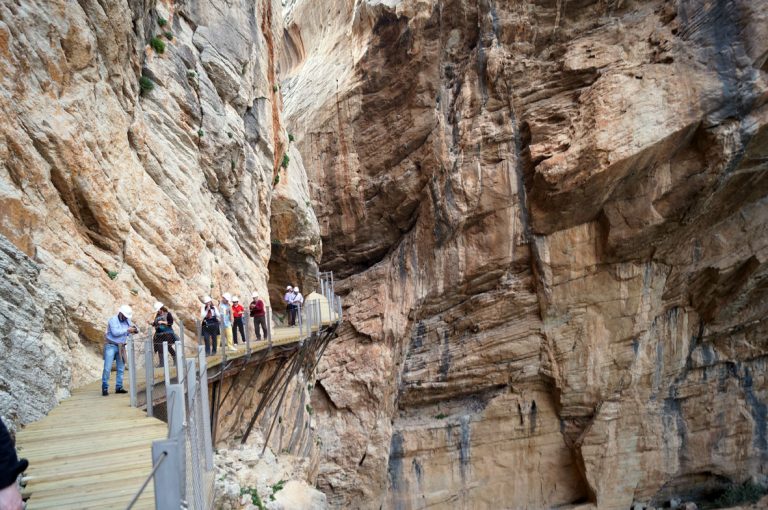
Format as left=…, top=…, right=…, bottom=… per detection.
left=102, top=343, right=125, bottom=391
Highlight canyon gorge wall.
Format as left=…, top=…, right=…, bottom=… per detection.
left=281, top=0, right=768, bottom=508
left=0, top=0, right=321, bottom=430
left=0, top=0, right=767, bottom=508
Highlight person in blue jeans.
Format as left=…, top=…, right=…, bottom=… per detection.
left=102, top=305, right=138, bottom=396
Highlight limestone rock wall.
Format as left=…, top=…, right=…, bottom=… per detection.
left=0, top=0, right=320, bottom=427
left=0, top=235, right=98, bottom=432
left=281, top=0, right=768, bottom=508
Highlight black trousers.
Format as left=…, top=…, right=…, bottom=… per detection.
left=232, top=317, right=245, bottom=344
left=153, top=331, right=177, bottom=366
left=253, top=316, right=268, bottom=340
left=288, top=304, right=296, bottom=326
left=202, top=320, right=219, bottom=354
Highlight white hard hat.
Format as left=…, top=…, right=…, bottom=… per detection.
left=153, top=301, right=163, bottom=312
left=118, top=305, right=133, bottom=320
left=203, top=296, right=212, bottom=304
left=293, top=286, right=300, bottom=292
left=223, top=292, right=232, bottom=301
left=233, top=296, right=240, bottom=302
left=286, top=285, right=292, bottom=290
left=252, top=292, right=259, bottom=298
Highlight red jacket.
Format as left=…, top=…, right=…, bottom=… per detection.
left=249, top=299, right=265, bottom=317
left=232, top=303, right=245, bottom=318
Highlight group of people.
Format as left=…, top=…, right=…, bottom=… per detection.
left=199, top=292, right=268, bottom=356
left=283, top=285, right=305, bottom=326
left=101, top=285, right=312, bottom=395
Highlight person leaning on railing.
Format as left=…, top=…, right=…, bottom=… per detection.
left=0, top=419, right=27, bottom=510
left=249, top=292, right=268, bottom=341
left=150, top=301, right=177, bottom=367
left=200, top=296, right=220, bottom=356
left=102, top=305, right=138, bottom=397
left=231, top=296, right=245, bottom=345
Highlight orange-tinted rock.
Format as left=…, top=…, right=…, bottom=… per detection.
left=282, top=0, right=768, bottom=508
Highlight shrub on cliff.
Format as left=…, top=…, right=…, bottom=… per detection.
left=713, top=481, right=766, bottom=508
left=281, top=154, right=290, bottom=169
left=150, top=36, right=165, bottom=54
left=139, top=75, right=154, bottom=93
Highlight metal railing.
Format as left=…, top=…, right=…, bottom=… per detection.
left=124, top=272, right=343, bottom=510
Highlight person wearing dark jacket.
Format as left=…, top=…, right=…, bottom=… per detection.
left=249, top=292, right=268, bottom=341
left=150, top=302, right=177, bottom=367
left=0, top=419, right=27, bottom=510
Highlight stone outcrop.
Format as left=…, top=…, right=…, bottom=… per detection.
left=215, top=431, right=327, bottom=510
left=0, top=0, right=320, bottom=425
left=281, top=0, right=768, bottom=508
left=0, top=235, right=99, bottom=432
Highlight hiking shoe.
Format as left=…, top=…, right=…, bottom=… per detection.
left=115, top=387, right=128, bottom=394
left=102, top=389, right=108, bottom=396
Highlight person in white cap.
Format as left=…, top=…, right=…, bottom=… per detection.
left=231, top=296, right=245, bottom=345
left=291, top=286, right=304, bottom=326
left=102, top=304, right=137, bottom=396
left=219, top=293, right=235, bottom=351
left=200, top=296, right=220, bottom=355
left=249, top=292, right=268, bottom=341
left=149, top=301, right=177, bottom=367
left=284, top=285, right=295, bottom=325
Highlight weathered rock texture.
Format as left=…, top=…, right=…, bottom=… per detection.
left=281, top=0, right=768, bottom=508
left=0, top=0, right=320, bottom=426
left=213, top=356, right=325, bottom=509
left=0, top=235, right=99, bottom=433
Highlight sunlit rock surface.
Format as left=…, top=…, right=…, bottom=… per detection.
left=0, top=0, right=320, bottom=427
left=281, top=0, right=768, bottom=508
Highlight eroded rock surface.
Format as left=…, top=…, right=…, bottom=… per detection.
left=0, top=235, right=99, bottom=432
left=0, top=0, right=319, bottom=424
left=281, top=0, right=768, bottom=508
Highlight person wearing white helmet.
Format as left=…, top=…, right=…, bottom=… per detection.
left=249, top=292, right=268, bottom=341
left=219, top=293, right=235, bottom=351
left=102, top=304, right=138, bottom=396
left=149, top=301, right=177, bottom=367
left=231, top=296, right=246, bottom=345
left=284, top=285, right=296, bottom=326
left=291, top=286, right=304, bottom=326
left=200, top=296, right=220, bottom=355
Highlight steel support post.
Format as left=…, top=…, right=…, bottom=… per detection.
left=145, top=338, right=154, bottom=417
left=152, top=439, right=183, bottom=510
left=162, top=341, right=171, bottom=387
left=128, top=336, right=137, bottom=407
left=198, top=346, right=214, bottom=469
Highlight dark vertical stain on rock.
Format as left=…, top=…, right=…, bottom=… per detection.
left=388, top=431, right=406, bottom=507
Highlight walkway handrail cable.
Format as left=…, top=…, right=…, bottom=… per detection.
left=125, top=450, right=168, bottom=510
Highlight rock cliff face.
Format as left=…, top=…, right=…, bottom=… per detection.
left=0, top=0, right=320, bottom=428
left=2, top=0, right=767, bottom=508
left=281, top=0, right=768, bottom=508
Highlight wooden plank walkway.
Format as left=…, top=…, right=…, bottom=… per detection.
left=16, top=380, right=166, bottom=510
left=15, top=293, right=338, bottom=510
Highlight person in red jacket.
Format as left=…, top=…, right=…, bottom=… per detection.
left=249, top=292, right=268, bottom=342
left=231, top=296, right=245, bottom=345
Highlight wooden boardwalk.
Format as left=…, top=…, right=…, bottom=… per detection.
left=15, top=293, right=339, bottom=510
left=16, top=381, right=166, bottom=510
